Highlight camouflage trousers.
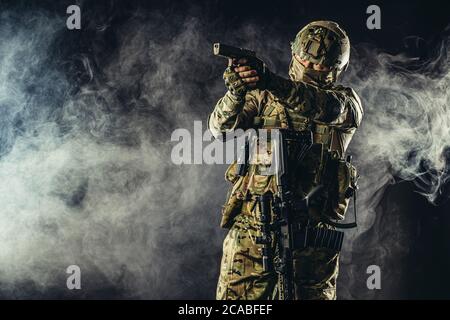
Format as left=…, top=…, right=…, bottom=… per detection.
left=216, top=213, right=339, bottom=300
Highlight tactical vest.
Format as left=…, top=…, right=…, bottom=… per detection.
left=220, top=94, right=359, bottom=229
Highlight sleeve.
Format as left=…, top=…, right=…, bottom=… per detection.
left=265, top=73, right=363, bottom=132
left=208, top=90, right=260, bottom=138
left=314, top=87, right=364, bottom=132
left=320, top=87, right=363, bottom=155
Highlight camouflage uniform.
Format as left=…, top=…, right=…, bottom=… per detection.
left=209, top=21, right=363, bottom=300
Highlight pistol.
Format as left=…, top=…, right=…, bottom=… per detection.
left=213, top=43, right=266, bottom=74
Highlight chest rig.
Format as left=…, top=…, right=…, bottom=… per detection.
left=251, top=97, right=358, bottom=227
left=220, top=92, right=359, bottom=231
left=250, top=96, right=334, bottom=189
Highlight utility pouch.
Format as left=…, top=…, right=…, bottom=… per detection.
left=322, top=153, right=359, bottom=220
left=332, top=157, right=359, bottom=220
left=220, top=161, right=246, bottom=229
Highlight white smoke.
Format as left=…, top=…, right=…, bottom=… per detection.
left=338, top=30, right=450, bottom=298
left=0, top=9, right=226, bottom=298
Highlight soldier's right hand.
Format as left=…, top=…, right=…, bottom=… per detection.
left=223, top=58, right=260, bottom=99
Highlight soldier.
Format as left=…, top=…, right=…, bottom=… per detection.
left=209, top=21, right=363, bottom=300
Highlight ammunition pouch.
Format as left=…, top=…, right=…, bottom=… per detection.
left=292, top=224, right=344, bottom=252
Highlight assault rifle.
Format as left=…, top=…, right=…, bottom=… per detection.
left=255, top=129, right=346, bottom=300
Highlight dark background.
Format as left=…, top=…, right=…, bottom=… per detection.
left=0, top=0, right=449, bottom=299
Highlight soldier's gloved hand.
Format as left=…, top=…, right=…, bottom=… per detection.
left=223, top=58, right=260, bottom=100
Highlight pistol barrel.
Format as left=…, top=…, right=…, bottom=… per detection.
left=213, top=43, right=256, bottom=59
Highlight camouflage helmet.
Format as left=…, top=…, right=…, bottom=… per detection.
left=291, top=21, right=350, bottom=78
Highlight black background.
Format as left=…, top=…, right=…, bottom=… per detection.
left=0, top=0, right=449, bottom=299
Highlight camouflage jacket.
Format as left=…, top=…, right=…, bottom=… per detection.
left=208, top=74, right=363, bottom=226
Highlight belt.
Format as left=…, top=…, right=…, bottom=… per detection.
left=253, top=116, right=310, bottom=131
